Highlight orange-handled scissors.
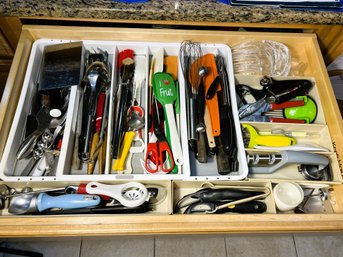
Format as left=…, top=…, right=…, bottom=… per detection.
left=145, top=99, right=174, bottom=173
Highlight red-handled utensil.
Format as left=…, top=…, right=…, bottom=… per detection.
left=88, top=91, right=106, bottom=174
left=145, top=99, right=174, bottom=173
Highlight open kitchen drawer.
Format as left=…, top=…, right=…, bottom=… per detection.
left=0, top=25, right=343, bottom=237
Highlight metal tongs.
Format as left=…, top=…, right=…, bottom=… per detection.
left=79, top=50, right=110, bottom=162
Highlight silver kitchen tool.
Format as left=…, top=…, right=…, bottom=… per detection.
left=16, top=107, right=52, bottom=160
left=247, top=150, right=331, bottom=181
left=294, top=188, right=330, bottom=213
left=179, top=40, right=203, bottom=152
left=19, top=147, right=45, bottom=176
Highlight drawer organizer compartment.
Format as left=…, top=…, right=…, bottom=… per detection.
left=241, top=123, right=342, bottom=183
left=0, top=180, right=338, bottom=216
left=0, top=180, right=172, bottom=215
left=0, top=40, right=81, bottom=180
left=234, top=73, right=341, bottom=183
left=172, top=181, right=276, bottom=214
left=235, top=75, right=325, bottom=124
left=0, top=39, right=247, bottom=181
left=271, top=182, right=335, bottom=214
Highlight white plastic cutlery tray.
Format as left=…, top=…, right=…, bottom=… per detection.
left=0, top=39, right=248, bottom=182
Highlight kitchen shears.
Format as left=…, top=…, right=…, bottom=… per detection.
left=144, top=99, right=174, bottom=173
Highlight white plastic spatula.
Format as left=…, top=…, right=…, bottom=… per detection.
left=133, top=55, right=146, bottom=106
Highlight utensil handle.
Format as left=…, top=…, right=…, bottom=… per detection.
left=72, top=132, right=81, bottom=170
left=20, top=157, right=39, bottom=176
left=254, top=135, right=296, bottom=148
left=219, top=105, right=234, bottom=153
left=37, top=193, right=101, bottom=212
left=80, top=114, right=94, bottom=161
left=16, top=130, right=42, bottom=160
left=85, top=181, right=148, bottom=208
left=112, top=86, right=129, bottom=159
left=197, top=82, right=206, bottom=122
left=188, top=97, right=197, bottom=143
left=206, top=94, right=221, bottom=137
left=196, top=132, right=207, bottom=163
left=112, top=131, right=135, bottom=171
left=198, top=188, right=263, bottom=201
left=95, top=92, right=106, bottom=132
left=217, top=201, right=267, bottom=214
left=204, top=106, right=216, bottom=148
left=215, top=137, right=231, bottom=175
left=98, top=135, right=107, bottom=174
left=40, top=202, right=151, bottom=215
left=31, top=155, right=47, bottom=177
left=270, top=117, right=306, bottom=123
left=165, top=104, right=183, bottom=165
left=87, top=132, right=99, bottom=174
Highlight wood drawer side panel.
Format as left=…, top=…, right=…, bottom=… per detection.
left=0, top=30, right=34, bottom=158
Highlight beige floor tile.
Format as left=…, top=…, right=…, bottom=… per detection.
left=3, top=237, right=81, bottom=257
left=294, top=233, right=343, bottom=257
left=80, top=236, right=154, bottom=257
left=225, top=234, right=297, bottom=257
left=155, top=234, right=227, bottom=257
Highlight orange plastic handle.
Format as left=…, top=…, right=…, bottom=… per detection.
left=201, top=54, right=221, bottom=137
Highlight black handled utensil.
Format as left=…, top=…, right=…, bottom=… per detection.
left=214, top=53, right=238, bottom=173
left=184, top=201, right=267, bottom=214
left=112, top=57, right=135, bottom=159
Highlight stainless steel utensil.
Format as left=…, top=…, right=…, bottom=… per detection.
left=8, top=192, right=101, bottom=215
left=80, top=51, right=110, bottom=162
left=179, top=40, right=203, bottom=152
left=16, top=107, right=52, bottom=160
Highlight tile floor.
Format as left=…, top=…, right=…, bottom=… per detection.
left=0, top=233, right=343, bottom=257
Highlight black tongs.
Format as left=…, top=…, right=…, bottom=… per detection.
left=237, top=77, right=313, bottom=119
left=183, top=201, right=266, bottom=214
left=175, top=188, right=265, bottom=214
left=238, top=77, right=313, bottom=105
left=260, top=77, right=313, bottom=104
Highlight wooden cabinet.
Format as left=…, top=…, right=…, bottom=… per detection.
left=0, top=25, right=342, bottom=237
left=0, top=17, right=21, bottom=101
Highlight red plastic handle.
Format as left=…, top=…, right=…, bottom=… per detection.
left=270, top=118, right=306, bottom=123
left=145, top=143, right=159, bottom=173
left=95, top=92, right=106, bottom=132
left=270, top=100, right=304, bottom=110
left=77, top=183, right=110, bottom=201
left=158, top=141, right=174, bottom=173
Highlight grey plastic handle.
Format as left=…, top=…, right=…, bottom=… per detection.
left=249, top=151, right=329, bottom=174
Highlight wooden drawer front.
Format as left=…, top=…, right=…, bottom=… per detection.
left=0, top=25, right=342, bottom=237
